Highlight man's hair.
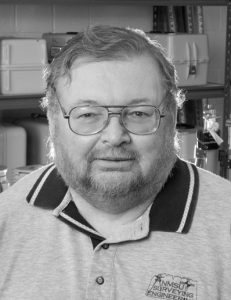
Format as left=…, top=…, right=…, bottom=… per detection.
left=42, top=25, right=184, bottom=114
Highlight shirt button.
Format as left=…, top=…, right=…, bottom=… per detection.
left=96, top=276, right=104, bottom=285
left=102, top=243, right=109, bottom=249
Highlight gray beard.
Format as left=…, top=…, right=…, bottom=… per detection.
left=50, top=133, right=177, bottom=214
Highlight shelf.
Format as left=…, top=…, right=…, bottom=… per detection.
left=0, top=0, right=227, bottom=5
left=0, top=94, right=43, bottom=110
left=0, top=83, right=224, bottom=110
left=180, top=83, right=225, bottom=100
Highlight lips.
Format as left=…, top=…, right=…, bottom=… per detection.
left=89, top=148, right=138, bottom=164
left=92, top=155, right=136, bottom=171
left=97, top=157, right=134, bottom=161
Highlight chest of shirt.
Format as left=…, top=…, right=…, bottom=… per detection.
left=1, top=227, right=229, bottom=300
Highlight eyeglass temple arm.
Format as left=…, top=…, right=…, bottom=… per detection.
left=56, top=96, right=70, bottom=118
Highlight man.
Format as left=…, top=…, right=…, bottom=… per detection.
left=0, top=25, right=230, bottom=300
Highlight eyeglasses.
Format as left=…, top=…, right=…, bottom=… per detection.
left=57, top=100, right=165, bottom=136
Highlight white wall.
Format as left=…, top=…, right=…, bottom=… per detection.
left=0, top=4, right=153, bottom=37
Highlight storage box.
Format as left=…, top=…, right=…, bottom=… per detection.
left=0, top=123, right=27, bottom=184
left=0, top=39, right=47, bottom=94
left=147, top=33, right=209, bottom=86
left=15, top=116, right=50, bottom=165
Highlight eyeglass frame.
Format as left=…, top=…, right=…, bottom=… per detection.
left=56, top=96, right=166, bottom=136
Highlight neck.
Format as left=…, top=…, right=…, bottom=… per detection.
left=69, top=187, right=153, bottom=238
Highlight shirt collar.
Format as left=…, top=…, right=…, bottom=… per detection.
left=26, top=158, right=199, bottom=235
left=149, top=158, right=199, bottom=233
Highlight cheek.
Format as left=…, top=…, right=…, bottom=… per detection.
left=134, top=135, right=162, bottom=168
left=58, top=123, right=99, bottom=162
left=135, top=121, right=174, bottom=172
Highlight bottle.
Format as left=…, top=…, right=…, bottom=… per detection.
left=198, top=104, right=221, bottom=174
left=203, top=104, right=216, bottom=132
left=0, top=166, right=9, bottom=193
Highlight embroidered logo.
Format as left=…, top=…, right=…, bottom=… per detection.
left=146, top=273, right=197, bottom=300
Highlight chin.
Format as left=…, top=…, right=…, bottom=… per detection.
left=89, top=170, right=143, bottom=195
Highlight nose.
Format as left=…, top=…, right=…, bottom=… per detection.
left=100, top=114, right=131, bottom=146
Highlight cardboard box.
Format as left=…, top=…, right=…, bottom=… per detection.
left=147, top=33, right=209, bottom=86
left=0, top=39, right=47, bottom=94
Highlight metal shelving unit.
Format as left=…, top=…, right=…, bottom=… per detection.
left=219, top=0, right=231, bottom=178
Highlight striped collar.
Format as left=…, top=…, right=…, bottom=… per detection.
left=26, top=158, right=199, bottom=235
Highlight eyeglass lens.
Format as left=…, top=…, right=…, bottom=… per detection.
left=68, top=106, right=160, bottom=135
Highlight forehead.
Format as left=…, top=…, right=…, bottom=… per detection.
left=56, top=55, right=165, bottom=107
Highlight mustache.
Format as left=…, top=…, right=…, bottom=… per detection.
left=87, top=147, right=139, bottom=162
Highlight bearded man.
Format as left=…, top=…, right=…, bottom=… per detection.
left=0, top=25, right=230, bottom=300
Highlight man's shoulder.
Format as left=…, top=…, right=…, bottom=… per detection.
left=197, top=165, right=231, bottom=191
left=195, top=165, right=231, bottom=210
left=0, top=164, right=52, bottom=211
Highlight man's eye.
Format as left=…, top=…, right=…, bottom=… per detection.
left=78, top=113, right=95, bottom=118
left=74, top=112, right=104, bottom=122
left=133, top=111, right=146, bottom=116
left=129, top=111, right=149, bottom=117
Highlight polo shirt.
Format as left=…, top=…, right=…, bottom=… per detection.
left=0, top=158, right=230, bottom=300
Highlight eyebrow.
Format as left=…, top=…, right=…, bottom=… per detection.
left=128, top=98, right=152, bottom=105
left=73, top=98, right=153, bottom=106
